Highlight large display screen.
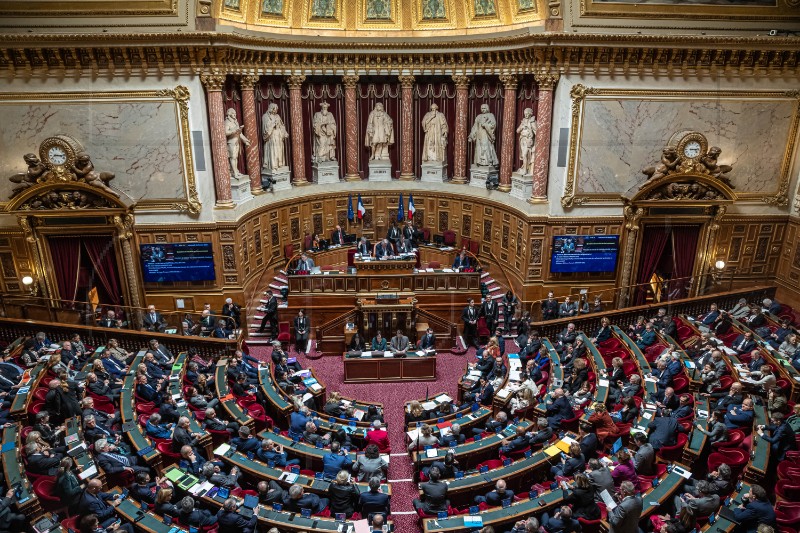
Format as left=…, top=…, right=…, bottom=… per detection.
left=140, top=243, right=216, bottom=282
left=550, top=235, right=620, bottom=274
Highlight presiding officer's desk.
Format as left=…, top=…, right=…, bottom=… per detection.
left=343, top=350, right=437, bottom=383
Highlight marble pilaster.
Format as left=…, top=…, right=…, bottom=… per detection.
left=287, top=75, right=307, bottom=186
left=531, top=71, right=559, bottom=202
left=239, top=75, right=263, bottom=194
left=498, top=74, right=518, bottom=193
left=342, top=75, right=361, bottom=181
left=451, top=75, right=471, bottom=184
left=398, top=75, right=415, bottom=180
left=201, top=73, right=234, bottom=208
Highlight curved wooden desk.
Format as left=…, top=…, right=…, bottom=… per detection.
left=343, top=352, right=437, bottom=383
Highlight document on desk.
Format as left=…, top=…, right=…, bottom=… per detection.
left=78, top=465, right=97, bottom=480
left=425, top=448, right=439, bottom=458
left=421, top=401, right=438, bottom=411
left=436, top=394, right=453, bottom=404
left=352, top=519, right=370, bottom=533
left=598, top=379, right=610, bottom=387
left=383, top=351, right=393, bottom=358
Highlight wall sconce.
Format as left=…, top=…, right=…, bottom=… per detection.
left=21, top=275, right=38, bottom=296
left=712, top=260, right=726, bottom=283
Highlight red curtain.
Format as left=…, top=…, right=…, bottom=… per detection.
left=83, top=236, right=122, bottom=306
left=47, top=237, right=81, bottom=303
left=668, top=226, right=701, bottom=300
left=633, top=226, right=671, bottom=305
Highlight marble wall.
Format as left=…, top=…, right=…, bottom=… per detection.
left=576, top=96, right=797, bottom=195
left=0, top=98, right=186, bottom=204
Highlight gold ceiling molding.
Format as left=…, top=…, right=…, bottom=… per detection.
left=579, top=0, right=800, bottom=23
left=215, top=0, right=540, bottom=34
left=562, top=85, right=800, bottom=209
left=0, top=0, right=189, bottom=29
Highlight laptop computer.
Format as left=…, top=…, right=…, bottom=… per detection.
left=611, top=437, right=624, bottom=455
left=717, top=506, right=740, bottom=524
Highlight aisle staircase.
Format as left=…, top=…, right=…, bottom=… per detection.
left=246, top=265, right=517, bottom=347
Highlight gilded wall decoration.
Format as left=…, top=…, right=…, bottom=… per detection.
left=755, top=236, right=770, bottom=262
left=0, top=252, right=15, bottom=278
left=577, top=0, right=800, bottom=25
left=423, top=0, right=447, bottom=18
left=483, top=220, right=492, bottom=242
left=563, top=86, right=800, bottom=208
left=366, top=0, right=391, bottom=19
left=518, top=0, right=535, bottom=11
left=474, top=0, right=497, bottom=16
left=291, top=218, right=300, bottom=240
left=271, top=222, right=279, bottom=245
left=254, top=230, right=262, bottom=254
left=439, top=211, right=449, bottom=232
left=729, top=237, right=742, bottom=262
left=262, top=0, right=284, bottom=15
left=222, top=244, right=236, bottom=270
left=224, top=0, right=241, bottom=8
left=311, top=0, right=336, bottom=18
left=502, top=225, right=509, bottom=249
left=463, top=215, right=472, bottom=235
left=531, top=238, right=542, bottom=264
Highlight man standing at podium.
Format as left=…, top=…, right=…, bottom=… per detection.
left=375, top=238, right=393, bottom=259
left=297, top=253, right=315, bottom=271
left=462, top=298, right=479, bottom=349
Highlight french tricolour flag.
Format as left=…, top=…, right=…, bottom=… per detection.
left=357, top=194, right=365, bottom=220
left=408, top=194, right=416, bottom=219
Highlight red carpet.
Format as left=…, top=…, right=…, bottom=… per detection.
left=249, top=341, right=511, bottom=532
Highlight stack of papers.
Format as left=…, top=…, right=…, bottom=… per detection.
left=421, top=401, right=438, bottom=411
left=496, top=388, right=511, bottom=399
left=600, top=489, right=617, bottom=510
left=214, top=443, right=231, bottom=456
left=279, top=471, right=299, bottom=483
left=425, top=448, right=439, bottom=458
left=436, top=394, right=452, bottom=403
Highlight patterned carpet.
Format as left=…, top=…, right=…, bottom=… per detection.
left=249, top=343, right=493, bottom=532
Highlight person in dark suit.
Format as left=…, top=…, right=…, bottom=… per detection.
left=608, top=481, right=643, bottom=533
left=732, top=484, right=776, bottom=533
left=357, top=237, right=371, bottom=256
left=283, top=483, right=329, bottom=514
left=462, top=299, right=479, bottom=349
left=216, top=498, right=258, bottom=533
left=661, top=316, right=678, bottom=339
left=359, top=476, right=391, bottom=518
left=701, top=304, right=721, bottom=325
left=545, top=389, right=575, bottom=427
left=24, top=441, right=62, bottom=475
left=135, top=374, right=161, bottom=403
left=221, top=298, right=242, bottom=328
left=550, top=442, right=586, bottom=478
left=95, top=439, right=149, bottom=474
left=561, top=473, right=600, bottom=520
left=577, top=422, right=599, bottom=460
left=257, top=290, right=278, bottom=336
left=724, top=398, right=755, bottom=430
left=349, top=333, right=367, bottom=352
left=403, top=220, right=417, bottom=245
left=452, top=251, right=470, bottom=270
left=481, top=296, right=499, bottom=335
left=386, top=221, right=401, bottom=250
left=499, top=426, right=530, bottom=455
left=97, top=310, right=121, bottom=329
left=591, top=317, right=612, bottom=344
left=131, top=472, right=159, bottom=504
left=731, top=332, right=756, bottom=355
left=475, top=376, right=495, bottom=407
left=230, top=426, right=260, bottom=454
left=331, top=225, right=346, bottom=245
left=758, top=412, right=797, bottom=462
left=474, top=479, right=515, bottom=506
left=178, top=496, right=218, bottom=528
left=77, top=480, right=122, bottom=529
left=294, top=309, right=310, bottom=355
left=44, top=379, right=81, bottom=423
left=704, top=382, right=744, bottom=412
left=374, top=238, right=393, bottom=259
left=541, top=505, right=581, bottom=533
left=647, top=415, right=679, bottom=450
left=541, top=292, right=559, bottom=321
left=142, top=305, right=167, bottom=333
left=635, top=322, right=657, bottom=350
left=419, top=328, right=436, bottom=350
left=172, top=416, right=202, bottom=453
left=412, top=466, right=449, bottom=515
left=396, top=236, right=414, bottom=254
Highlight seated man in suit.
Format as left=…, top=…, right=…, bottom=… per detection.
left=390, top=329, right=409, bottom=356
left=331, top=225, right=346, bottom=245
left=95, top=438, right=150, bottom=474
left=732, top=484, right=776, bottom=533
left=673, top=480, right=721, bottom=517
left=541, top=506, right=581, bottom=533
left=527, top=417, right=554, bottom=447
left=359, top=476, right=391, bottom=519
left=258, top=438, right=300, bottom=467
left=635, top=322, right=657, bottom=350
left=283, top=483, right=329, bottom=514
left=412, top=466, right=449, bottom=516
left=396, top=235, right=414, bottom=254
left=647, top=415, right=679, bottom=451
left=757, top=412, right=797, bottom=463
left=142, top=304, right=167, bottom=333
left=419, top=328, right=436, bottom=350
left=701, top=303, right=721, bottom=325
left=632, top=432, right=656, bottom=476
left=452, top=250, right=470, bottom=270
left=474, top=478, right=515, bottom=506
left=178, top=496, right=218, bottom=528
left=145, top=412, right=174, bottom=440
left=499, top=425, right=530, bottom=455
left=374, top=238, right=393, bottom=259
left=77, top=479, right=123, bottom=529
left=732, top=331, right=757, bottom=355
left=296, top=252, right=315, bottom=271
left=724, top=398, right=755, bottom=429
left=216, top=497, right=258, bottom=533
left=439, top=422, right=466, bottom=446
left=24, top=441, right=63, bottom=476
left=357, top=236, right=371, bottom=256
left=97, top=310, right=121, bottom=329
left=230, top=426, right=260, bottom=454
left=545, top=388, right=575, bottom=427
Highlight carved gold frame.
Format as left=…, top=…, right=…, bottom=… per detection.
left=579, top=0, right=800, bottom=22
left=562, top=85, right=800, bottom=208
left=0, top=85, right=201, bottom=214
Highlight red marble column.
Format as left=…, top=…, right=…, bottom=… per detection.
left=201, top=73, right=233, bottom=208
left=239, top=74, right=263, bottom=194
left=531, top=71, right=559, bottom=201
left=498, top=74, right=518, bottom=193
left=398, top=75, right=415, bottom=180
left=451, top=75, right=471, bottom=184
left=342, top=75, right=361, bottom=181
left=287, top=75, right=307, bottom=185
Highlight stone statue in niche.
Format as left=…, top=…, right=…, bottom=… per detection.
left=474, top=0, right=496, bottom=16
left=311, top=0, right=336, bottom=18
left=261, top=103, right=289, bottom=171
left=422, top=0, right=446, bottom=19
left=366, top=0, right=391, bottom=19
left=421, top=103, right=448, bottom=163
left=312, top=102, right=337, bottom=163
left=261, top=0, right=283, bottom=15
left=515, top=107, right=537, bottom=175
left=468, top=103, right=499, bottom=168
left=224, top=108, right=251, bottom=180
left=365, top=102, right=394, bottom=161
left=71, top=152, right=119, bottom=197
left=9, top=154, right=47, bottom=197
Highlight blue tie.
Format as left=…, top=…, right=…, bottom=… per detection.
left=106, top=452, right=129, bottom=466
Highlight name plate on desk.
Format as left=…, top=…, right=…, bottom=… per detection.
left=375, top=293, right=399, bottom=302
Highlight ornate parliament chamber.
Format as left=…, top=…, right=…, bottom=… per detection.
left=0, top=1, right=799, bottom=533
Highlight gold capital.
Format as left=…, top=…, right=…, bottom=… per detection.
left=499, top=74, right=518, bottom=88
left=200, top=73, right=227, bottom=91
left=451, top=75, right=471, bottom=89
left=287, top=75, right=306, bottom=88
left=239, top=74, right=260, bottom=88
left=398, top=75, right=415, bottom=88
left=342, top=75, right=359, bottom=88
left=534, top=71, right=560, bottom=90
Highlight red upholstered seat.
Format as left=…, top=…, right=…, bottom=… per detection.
left=476, top=317, right=490, bottom=337
left=657, top=433, right=688, bottom=462
left=156, top=440, right=182, bottom=467
left=443, top=230, right=456, bottom=246
left=276, top=322, right=291, bottom=343
left=707, top=447, right=748, bottom=473
left=284, top=243, right=295, bottom=260
left=776, top=480, right=800, bottom=501
left=422, top=227, right=431, bottom=243
left=135, top=401, right=157, bottom=415
left=33, top=477, right=64, bottom=512
left=61, top=517, right=80, bottom=532
left=469, top=240, right=479, bottom=256
left=711, top=429, right=745, bottom=450
left=428, top=261, right=441, bottom=269
left=672, top=374, right=689, bottom=393
left=33, top=387, right=49, bottom=402
left=303, top=235, right=313, bottom=251
left=778, top=461, right=800, bottom=480
left=321, top=265, right=334, bottom=271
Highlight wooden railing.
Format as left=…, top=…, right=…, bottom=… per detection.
left=313, top=307, right=358, bottom=355
left=416, top=308, right=459, bottom=349
left=526, top=285, right=776, bottom=339
left=0, top=316, right=238, bottom=357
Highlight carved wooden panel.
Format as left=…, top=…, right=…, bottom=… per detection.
left=313, top=214, right=323, bottom=235
left=254, top=230, right=262, bottom=255
left=463, top=215, right=472, bottom=235
left=483, top=220, right=492, bottom=243
left=438, top=211, right=449, bottom=233
left=271, top=223, right=279, bottom=246
left=502, top=225, right=509, bottom=249
left=291, top=218, right=300, bottom=240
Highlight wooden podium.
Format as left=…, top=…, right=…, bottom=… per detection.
left=353, top=257, right=415, bottom=275
left=343, top=353, right=437, bottom=383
